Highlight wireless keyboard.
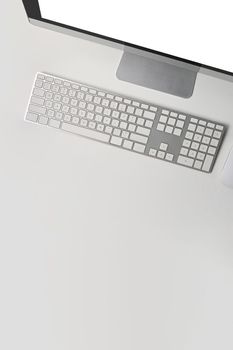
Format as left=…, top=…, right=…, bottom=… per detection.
left=25, top=73, right=226, bottom=173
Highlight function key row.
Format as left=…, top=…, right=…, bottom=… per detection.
left=161, top=109, right=186, bottom=120
left=189, top=117, right=223, bottom=131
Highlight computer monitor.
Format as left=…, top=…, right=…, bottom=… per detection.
left=22, top=0, right=233, bottom=98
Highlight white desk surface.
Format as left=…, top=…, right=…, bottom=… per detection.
left=1, top=2, right=233, bottom=350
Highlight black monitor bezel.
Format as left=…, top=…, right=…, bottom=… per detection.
left=22, top=0, right=233, bottom=78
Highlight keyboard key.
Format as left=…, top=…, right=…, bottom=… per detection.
left=183, top=140, right=191, bottom=148
left=180, top=148, right=188, bottom=156
left=127, top=106, right=135, bottom=114
left=120, top=113, right=128, bottom=121
left=122, top=131, right=129, bottom=139
left=207, top=122, right=215, bottom=128
left=194, top=134, right=202, bottom=142
left=112, top=111, right=120, bottom=119
left=159, top=115, right=168, bottom=123
left=210, top=139, right=219, bottom=147
left=71, top=108, right=78, bottom=115
left=194, top=160, right=202, bottom=170
left=110, top=101, right=118, bottom=109
left=119, top=104, right=126, bottom=112
left=188, top=123, right=196, bottom=132
left=87, top=112, right=94, bottom=120
left=191, top=142, right=199, bottom=150
left=191, top=118, right=198, bottom=123
left=88, top=121, right=96, bottom=129
left=160, top=143, right=168, bottom=151
left=55, top=112, right=63, bottom=120
left=149, top=148, right=157, bottom=157
left=33, top=88, right=45, bottom=97
left=157, top=123, right=165, bottom=132
left=179, top=114, right=186, bottom=120
left=97, top=124, right=104, bottom=132
left=61, top=123, right=110, bottom=143
left=54, top=94, right=62, bottom=102
left=157, top=151, right=165, bottom=159
left=43, top=82, right=51, bottom=90
left=202, top=136, right=210, bottom=145
left=52, top=85, right=60, bottom=92
left=45, top=100, right=53, bottom=108
left=72, top=117, right=80, bottom=125
left=133, top=143, right=145, bottom=153
left=129, top=115, right=136, bottom=123
left=135, top=108, right=143, bottom=117
left=165, top=153, right=174, bottom=161
left=45, top=92, right=53, bottom=99
left=168, top=117, right=176, bottom=126
left=49, top=119, right=61, bottom=128
left=54, top=103, right=61, bottom=111
left=208, top=146, right=216, bottom=155
left=113, top=128, right=121, bottom=136
left=136, top=118, right=144, bottom=126
left=145, top=120, right=153, bottom=128
left=177, top=156, right=194, bottom=167
left=202, top=155, right=214, bottom=172
left=35, top=80, right=43, bottom=88
left=205, top=128, right=213, bottom=137
left=199, top=120, right=206, bottom=126
left=128, top=124, right=136, bottom=132
left=188, top=150, right=197, bottom=158
left=111, top=119, right=119, bottom=127
left=110, top=136, right=122, bottom=146
left=26, top=112, right=38, bottom=122
left=103, top=117, right=111, bottom=125
left=105, top=126, right=113, bottom=134
left=196, top=126, right=204, bottom=134
left=123, top=140, right=133, bottom=150
left=200, top=144, right=208, bottom=152
left=130, top=133, right=148, bottom=144
left=213, top=130, right=221, bottom=139
left=136, top=126, right=150, bottom=136
left=143, top=110, right=156, bottom=120
left=120, top=121, right=127, bottom=130
left=64, top=114, right=71, bottom=122
left=29, top=104, right=46, bottom=115
left=165, top=126, right=173, bottom=134
left=197, top=152, right=205, bottom=161
left=38, top=116, right=48, bottom=125
left=176, top=120, right=184, bottom=128
left=185, top=131, right=193, bottom=140
left=173, top=128, right=182, bottom=136
left=45, top=76, right=53, bottom=82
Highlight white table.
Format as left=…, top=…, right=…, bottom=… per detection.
left=1, top=2, right=233, bottom=349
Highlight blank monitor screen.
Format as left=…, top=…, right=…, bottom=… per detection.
left=38, top=0, right=232, bottom=74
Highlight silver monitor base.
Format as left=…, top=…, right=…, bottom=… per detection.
left=116, top=50, right=199, bottom=98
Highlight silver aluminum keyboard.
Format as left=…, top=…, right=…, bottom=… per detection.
left=25, top=73, right=226, bottom=173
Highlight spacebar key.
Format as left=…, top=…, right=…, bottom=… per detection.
left=61, top=122, right=110, bottom=143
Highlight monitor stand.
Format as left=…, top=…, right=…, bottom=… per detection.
left=116, top=48, right=200, bottom=98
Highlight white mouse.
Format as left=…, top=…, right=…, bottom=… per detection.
left=222, top=146, right=233, bottom=188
